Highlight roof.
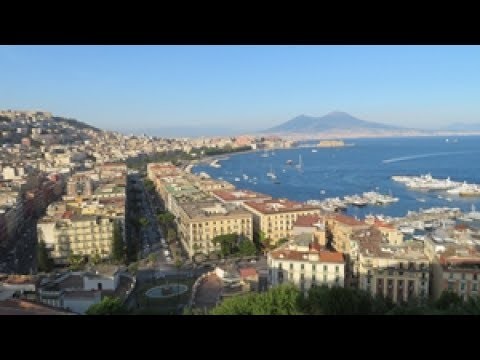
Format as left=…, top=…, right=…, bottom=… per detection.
left=294, top=214, right=324, bottom=227
left=0, top=299, right=74, bottom=315
left=373, top=219, right=395, bottom=230
left=2, top=275, right=37, bottom=285
left=212, top=189, right=272, bottom=202
left=270, top=248, right=344, bottom=264
left=244, top=199, right=321, bottom=215
left=239, top=268, right=258, bottom=278
left=333, top=214, right=366, bottom=227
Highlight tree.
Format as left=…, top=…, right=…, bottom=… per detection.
left=212, top=234, right=237, bottom=257
left=277, top=238, right=289, bottom=247
left=112, top=222, right=125, bottom=263
left=86, top=297, right=129, bottom=315
left=167, top=228, right=177, bottom=243
left=68, top=254, right=85, bottom=271
left=148, top=253, right=158, bottom=264
left=37, top=240, right=53, bottom=273
left=139, top=217, right=150, bottom=228
left=434, top=291, right=463, bottom=311
left=127, top=262, right=139, bottom=275
left=211, top=284, right=302, bottom=315
left=237, top=239, right=257, bottom=256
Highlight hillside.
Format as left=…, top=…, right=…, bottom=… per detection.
left=52, top=116, right=101, bottom=132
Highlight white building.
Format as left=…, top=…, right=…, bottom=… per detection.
left=268, top=240, right=345, bottom=294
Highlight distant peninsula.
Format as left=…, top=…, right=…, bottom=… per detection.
left=317, top=140, right=345, bottom=148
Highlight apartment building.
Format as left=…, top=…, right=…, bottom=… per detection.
left=176, top=201, right=253, bottom=258
left=351, top=227, right=430, bottom=304
left=326, top=214, right=369, bottom=253
left=292, top=214, right=327, bottom=246
left=243, top=199, right=321, bottom=245
left=268, top=239, right=345, bottom=294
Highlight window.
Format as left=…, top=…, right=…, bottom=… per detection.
left=324, top=265, right=327, bottom=271
left=448, top=282, right=454, bottom=290
left=462, top=273, right=466, bottom=280
left=290, top=263, right=293, bottom=270
left=461, top=283, right=466, bottom=291
left=312, top=264, right=316, bottom=271
left=473, top=284, right=478, bottom=292
left=323, top=274, right=327, bottom=283
left=301, top=264, right=304, bottom=270
left=335, top=266, right=339, bottom=273
left=474, top=274, right=478, bottom=281
left=312, top=274, right=316, bottom=282
left=300, top=274, right=304, bottom=281
left=278, top=263, right=283, bottom=270
left=335, top=276, right=340, bottom=284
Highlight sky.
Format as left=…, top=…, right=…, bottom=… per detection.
left=1, top=45, right=480, bottom=136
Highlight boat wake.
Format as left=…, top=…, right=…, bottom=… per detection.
left=382, top=151, right=471, bottom=164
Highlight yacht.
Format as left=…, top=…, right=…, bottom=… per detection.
left=234, top=177, right=241, bottom=182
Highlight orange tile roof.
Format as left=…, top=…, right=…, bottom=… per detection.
left=333, top=213, right=365, bottom=227
left=373, top=219, right=395, bottom=230
left=294, top=215, right=324, bottom=227
left=239, top=268, right=258, bottom=278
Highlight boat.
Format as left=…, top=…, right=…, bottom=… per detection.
left=286, top=159, right=294, bottom=165
left=266, top=165, right=276, bottom=179
left=260, top=149, right=269, bottom=158
left=242, top=174, right=249, bottom=180
left=234, top=177, right=241, bottom=182
left=417, top=198, right=426, bottom=203
left=311, top=149, right=318, bottom=153
left=320, top=190, right=326, bottom=195
left=210, top=159, right=221, bottom=168
left=295, top=155, right=303, bottom=170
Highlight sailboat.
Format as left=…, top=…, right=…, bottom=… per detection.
left=260, top=149, right=269, bottom=158
left=295, top=155, right=303, bottom=170
left=267, top=165, right=276, bottom=179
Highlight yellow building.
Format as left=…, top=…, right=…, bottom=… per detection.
left=242, top=199, right=321, bottom=245
left=350, top=227, right=429, bottom=304
left=326, top=214, right=369, bottom=253
left=37, top=211, right=123, bottom=265
left=176, top=201, right=253, bottom=258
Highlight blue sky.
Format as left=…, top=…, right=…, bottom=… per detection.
left=1, top=45, right=480, bottom=135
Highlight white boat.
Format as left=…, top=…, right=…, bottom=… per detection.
left=234, top=177, right=241, bottom=182
left=311, top=149, right=318, bottom=153
left=295, top=155, right=303, bottom=170
left=266, top=165, right=276, bottom=179
left=242, top=174, right=249, bottom=180
left=210, top=160, right=221, bottom=168
left=260, top=149, right=269, bottom=158
left=320, top=190, right=326, bottom=195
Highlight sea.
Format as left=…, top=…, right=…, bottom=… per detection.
left=192, top=136, right=480, bottom=218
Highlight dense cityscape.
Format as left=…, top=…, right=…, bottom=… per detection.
left=1, top=109, right=480, bottom=315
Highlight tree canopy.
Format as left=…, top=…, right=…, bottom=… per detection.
left=210, top=284, right=302, bottom=315
left=86, top=297, right=129, bottom=315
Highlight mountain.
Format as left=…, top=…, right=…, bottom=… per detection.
left=263, top=111, right=403, bottom=134
left=443, top=123, right=480, bottom=131
left=52, top=116, right=101, bottom=132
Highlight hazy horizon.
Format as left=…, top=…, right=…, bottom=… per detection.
left=2, top=45, right=480, bottom=135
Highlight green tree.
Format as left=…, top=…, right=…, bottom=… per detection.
left=68, top=254, right=85, bottom=271
left=148, top=253, right=158, bottom=264
left=37, top=240, right=53, bottom=273
left=127, top=262, right=139, bottom=275
left=86, top=297, right=129, bottom=315
left=212, top=234, right=237, bottom=257
left=139, top=217, right=150, bottom=228
left=112, top=222, right=125, bottom=263
left=276, top=238, right=289, bottom=247
left=167, top=228, right=177, bottom=243
left=237, top=239, right=257, bottom=256
left=434, top=291, right=464, bottom=311
left=211, top=284, right=302, bottom=315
